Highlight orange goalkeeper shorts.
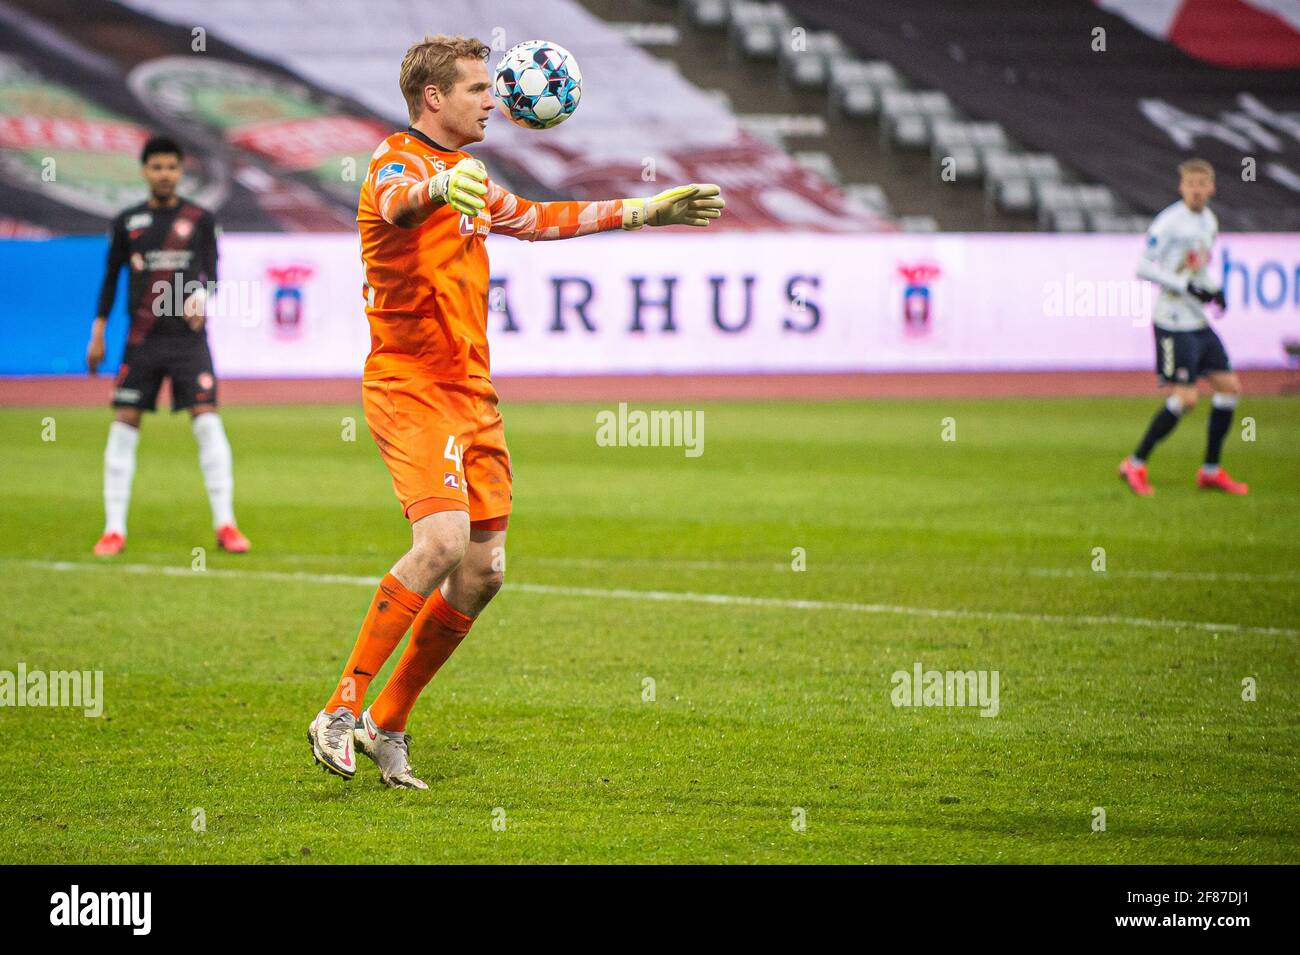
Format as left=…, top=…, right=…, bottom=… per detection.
left=362, top=375, right=512, bottom=526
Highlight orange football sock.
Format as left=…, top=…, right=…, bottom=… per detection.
left=325, top=573, right=426, bottom=716
left=368, top=589, right=474, bottom=732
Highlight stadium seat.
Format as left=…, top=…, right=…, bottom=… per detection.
left=777, top=30, right=847, bottom=91
left=827, top=59, right=902, bottom=121
left=683, top=0, right=733, bottom=30
left=1036, top=183, right=1119, bottom=232
left=880, top=90, right=954, bottom=151
left=728, top=1, right=792, bottom=60
left=984, top=152, right=1063, bottom=215
left=929, top=120, right=1010, bottom=182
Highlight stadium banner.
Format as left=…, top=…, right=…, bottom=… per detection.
left=1, top=0, right=881, bottom=235
left=2, top=232, right=1298, bottom=377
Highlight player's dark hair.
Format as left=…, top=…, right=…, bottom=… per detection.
left=140, top=136, right=184, bottom=165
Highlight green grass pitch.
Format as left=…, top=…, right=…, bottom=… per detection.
left=0, top=396, right=1296, bottom=864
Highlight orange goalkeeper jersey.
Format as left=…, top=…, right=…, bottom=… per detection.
left=358, top=127, right=623, bottom=382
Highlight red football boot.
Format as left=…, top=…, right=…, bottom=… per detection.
left=1197, top=468, right=1248, bottom=495
left=216, top=524, right=251, bottom=553
left=1118, top=458, right=1154, bottom=496
left=93, top=531, right=125, bottom=556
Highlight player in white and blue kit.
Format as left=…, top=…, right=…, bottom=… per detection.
left=1118, top=159, right=1248, bottom=496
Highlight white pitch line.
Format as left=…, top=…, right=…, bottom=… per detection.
left=12, top=559, right=1297, bottom=638
left=507, top=583, right=1298, bottom=637
left=1024, top=567, right=1300, bottom=584
left=261, top=553, right=1300, bottom=583
left=533, top=556, right=1300, bottom=584
left=525, top=555, right=789, bottom=572
left=23, top=560, right=383, bottom=588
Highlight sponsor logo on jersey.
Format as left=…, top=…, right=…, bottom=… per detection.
left=376, top=162, right=405, bottom=184
left=459, top=211, right=491, bottom=238
left=443, top=472, right=460, bottom=490
left=126, top=213, right=153, bottom=231
left=144, top=249, right=193, bottom=270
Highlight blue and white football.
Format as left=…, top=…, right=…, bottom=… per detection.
left=492, top=40, right=582, bottom=130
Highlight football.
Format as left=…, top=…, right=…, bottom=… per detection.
left=492, top=39, right=582, bottom=129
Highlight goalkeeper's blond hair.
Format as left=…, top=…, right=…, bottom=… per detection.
left=399, top=34, right=490, bottom=124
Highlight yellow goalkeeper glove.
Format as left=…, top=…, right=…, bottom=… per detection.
left=622, top=183, right=725, bottom=230
left=429, top=157, right=488, bottom=217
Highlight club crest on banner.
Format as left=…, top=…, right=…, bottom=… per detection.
left=266, top=264, right=315, bottom=339
left=898, top=262, right=942, bottom=336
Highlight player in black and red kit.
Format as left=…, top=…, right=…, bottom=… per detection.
left=86, top=136, right=250, bottom=556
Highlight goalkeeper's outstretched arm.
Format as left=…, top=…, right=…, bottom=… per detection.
left=488, top=181, right=726, bottom=241
left=372, top=149, right=726, bottom=238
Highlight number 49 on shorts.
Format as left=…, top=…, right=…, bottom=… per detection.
left=444, top=434, right=464, bottom=472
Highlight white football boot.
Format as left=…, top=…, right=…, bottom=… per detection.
left=307, top=706, right=358, bottom=779
left=355, top=709, right=428, bottom=790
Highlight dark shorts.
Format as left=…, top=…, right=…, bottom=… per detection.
left=1154, top=326, right=1231, bottom=386
left=112, top=336, right=218, bottom=412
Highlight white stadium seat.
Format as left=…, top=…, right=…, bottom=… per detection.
left=683, top=0, right=733, bottom=30
left=984, top=152, right=1063, bottom=214
left=777, top=30, right=847, bottom=91
left=880, top=89, right=954, bottom=151
left=728, top=1, right=792, bottom=61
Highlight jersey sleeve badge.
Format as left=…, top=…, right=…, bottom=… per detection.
left=376, top=162, right=406, bottom=184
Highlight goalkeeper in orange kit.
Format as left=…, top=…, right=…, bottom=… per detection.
left=307, top=34, right=725, bottom=787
